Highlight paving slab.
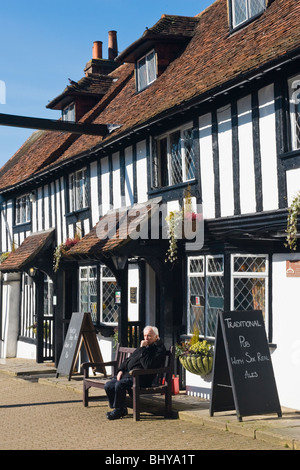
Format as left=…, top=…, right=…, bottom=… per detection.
left=1, top=358, right=300, bottom=450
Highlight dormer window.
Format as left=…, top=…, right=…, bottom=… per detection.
left=136, top=49, right=157, bottom=92
left=230, top=0, right=266, bottom=30
left=62, top=102, right=75, bottom=122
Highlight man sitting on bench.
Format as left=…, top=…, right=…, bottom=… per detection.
left=105, top=326, right=166, bottom=420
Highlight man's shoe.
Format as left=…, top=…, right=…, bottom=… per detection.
left=106, top=408, right=128, bottom=420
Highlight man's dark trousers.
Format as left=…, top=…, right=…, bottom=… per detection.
left=104, top=377, right=133, bottom=409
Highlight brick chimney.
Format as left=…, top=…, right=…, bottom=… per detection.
left=108, top=30, right=118, bottom=60
left=84, top=33, right=119, bottom=76
left=93, top=41, right=103, bottom=59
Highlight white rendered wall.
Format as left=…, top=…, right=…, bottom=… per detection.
left=258, top=84, right=278, bottom=212
left=272, top=253, right=300, bottom=410
left=217, top=105, right=234, bottom=217
left=199, top=113, right=215, bottom=220
left=136, top=140, right=148, bottom=203
left=237, top=95, right=256, bottom=214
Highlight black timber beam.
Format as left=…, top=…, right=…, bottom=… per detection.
left=0, top=113, right=108, bottom=136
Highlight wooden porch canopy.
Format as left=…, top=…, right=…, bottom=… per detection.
left=67, top=197, right=163, bottom=263
left=0, top=229, right=55, bottom=273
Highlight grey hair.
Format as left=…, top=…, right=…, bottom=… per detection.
left=143, top=325, right=159, bottom=338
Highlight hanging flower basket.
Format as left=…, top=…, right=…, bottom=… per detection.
left=178, top=354, right=213, bottom=377
left=53, top=236, right=80, bottom=272
left=176, top=332, right=213, bottom=377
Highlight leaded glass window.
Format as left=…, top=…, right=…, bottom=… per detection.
left=232, top=255, right=268, bottom=321
left=154, top=124, right=196, bottom=188
left=15, top=194, right=31, bottom=225
left=101, top=266, right=119, bottom=324
left=187, top=256, right=224, bottom=337
left=79, top=266, right=97, bottom=321
left=231, top=0, right=266, bottom=29
left=69, top=168, right=88, bottom=212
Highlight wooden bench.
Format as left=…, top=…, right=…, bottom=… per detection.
left=83, top=344, right=135, bottom=407
left=82, top=343, right=174, bottom=421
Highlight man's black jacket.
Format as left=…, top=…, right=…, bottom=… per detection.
left=117, top=339, right=166, bottom=387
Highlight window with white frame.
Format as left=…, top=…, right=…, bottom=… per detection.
left=187, top=256, right=224, bottom=337
left=288, top=75, right=300, bottom=151
left=62, top=102, right=75, bottom=122
left=153, top=124, right=196, bottom=188
left=137, top=49, right=157, bottom=92
left=231, top=255, right=268, bottom=322
left=79, top=265, right=118, bottom=324
left=230, top=0, right=266, bottom=29
left=101, top=265, right=119, bottom=324
left=69, top=168, right=88, bottom=212
left=15, top=193, right=31, bottom=225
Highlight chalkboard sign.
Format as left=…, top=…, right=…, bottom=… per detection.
left=56, top=312, right=105, bottom=380
left=210, top=310, right=281, bottom=421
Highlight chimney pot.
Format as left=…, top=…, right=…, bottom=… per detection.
left=108, top=30, right=118, bottom=60
left=93, top=41, right=103, bottom=59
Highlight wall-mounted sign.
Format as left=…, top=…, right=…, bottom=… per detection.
left=130, top=287, right=137, bottom=303
left=286, top=260, right=300, bottom=277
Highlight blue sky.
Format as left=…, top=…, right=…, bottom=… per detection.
left=0, top=0, right=214, bottom=169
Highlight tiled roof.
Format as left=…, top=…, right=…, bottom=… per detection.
left=0, top=0, right=299, bottom=190
left=47, top=74, right=115, bottom=109
left=0, top=229, right=54, bottom=272
left=116, top=14, right=200, bottom=63
left=46, top=0, right=300, bottom=162
left=67, top=200, right=161, bottom=258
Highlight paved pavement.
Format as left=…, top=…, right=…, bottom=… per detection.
left=0, top=358, right=300, bottom=451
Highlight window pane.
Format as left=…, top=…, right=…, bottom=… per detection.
left=250, top=0, right=265, bottom=17
left=206, top=275, right=224, bottom=336
left=234, top=277, right=266, bottom=319
left=183, top=128, right=195, bottom=180
left=207, top=256, right=224, bottom=273
left=102, top=280, right=118, bottom=323
left=234, top=256, right=266, bottom=273
left=189, top=257, right=204, bottom=273
left=232, top=0, right=247, bottom=27
left=147, top=50, right=156, bottom=84
left=188, top=276, right=205, bottom=335
left=158, top=137, right=169, bottom=187
left=137, top=57, right=147, bottom=91
left=170, top=130, right=182, bottom=185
